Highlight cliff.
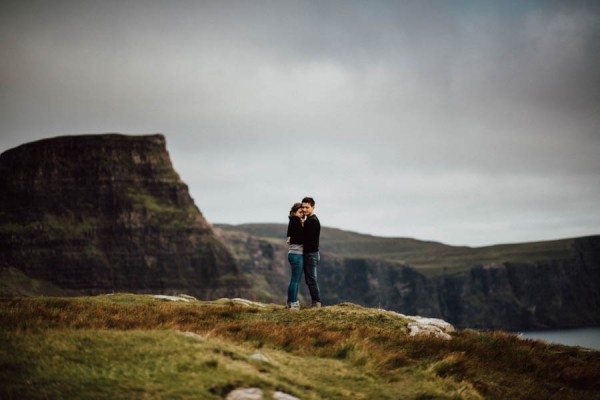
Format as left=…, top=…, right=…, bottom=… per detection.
left=1, top=134, right=597, bottom=330
left=217, top=224, right=600, bottom=330
left=0, top=134, right=249, bottom=298
left=437, top=235, right=600, bottom=330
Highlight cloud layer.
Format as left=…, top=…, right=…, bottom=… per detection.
left=1, top=0, right=599, bottom=245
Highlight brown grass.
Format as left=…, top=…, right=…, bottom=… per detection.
left=1, top=296, right=599, bottom=400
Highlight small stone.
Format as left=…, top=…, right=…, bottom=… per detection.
left=249, top=353, right=270, bottom=363
left=178, top=294, right=198, bottom=301
left=226, top=387, right=263, bottom=400
left=273, top=391, right=300, bottom=400
left=153, top=295, right=190, bottom=302
left=231, top=298, right=267, bottom=308
left=178, top=331, right=204, bottom=340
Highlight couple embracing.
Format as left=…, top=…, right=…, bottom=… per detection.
left=285, top=197, right=321, bottom=310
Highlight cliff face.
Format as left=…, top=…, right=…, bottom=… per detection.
left=214, top=227, right=292, bottom=302
left=323, top=242, right=600, bottom=330
left=216, top=226, right=442, bottom=317
left=217, top=225, right=600, bottom=330
left=437, top=236, right=600, bottom=330
left=0, top=134, right=249, bottom=298
left=319, top=257, right=440, bottom=317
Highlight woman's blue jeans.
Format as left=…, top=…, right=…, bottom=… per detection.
left=287, top=253, right=303, bottom=303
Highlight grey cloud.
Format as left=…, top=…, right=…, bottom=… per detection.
left=1, top=0, right=599, bottom=245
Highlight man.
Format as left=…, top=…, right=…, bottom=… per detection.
left=301, top=197, right=321, bottom=308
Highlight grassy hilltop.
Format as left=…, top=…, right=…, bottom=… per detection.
left=1, top=294, right=599, bottom=400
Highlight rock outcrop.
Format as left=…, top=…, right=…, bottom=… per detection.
left=405, top=316, right=455, bottom=340
left=0, top=134, right=250, bottom=298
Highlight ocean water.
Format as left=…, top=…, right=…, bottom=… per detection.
left=518, top=327, right=600, bottom=350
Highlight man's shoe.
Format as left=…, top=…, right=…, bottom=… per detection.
left=312, top=302, right=322, bottom=308
left=289, top=301, right=300, bottom=311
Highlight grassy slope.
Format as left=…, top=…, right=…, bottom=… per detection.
left=217, top=223, right=580, bottom=276
left=0, top=266, right=78, bottom=297
left=1, top=294, right=599, bottom=400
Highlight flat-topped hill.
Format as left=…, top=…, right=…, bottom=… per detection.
left=0, top=134, right=249, bottom=298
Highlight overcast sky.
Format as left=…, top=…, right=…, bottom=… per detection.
left=1, top=0, right=599, bottom=246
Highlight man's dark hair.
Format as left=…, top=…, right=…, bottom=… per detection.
left=302, top=197, right=315, bottom=207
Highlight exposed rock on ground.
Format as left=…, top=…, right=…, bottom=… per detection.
left=177, top=331, right=204, bottom=341
left=226, top=388, right=263, bottom=400
left=153, top=295, right=190, bottom=302
left=226, top=388, right=300, bottom=400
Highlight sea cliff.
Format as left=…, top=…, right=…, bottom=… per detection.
left=0, top=134, right=249, bottom=298
left=1, top=134, right=598, bottom=331
left=217, top=225, right=600, bottom=330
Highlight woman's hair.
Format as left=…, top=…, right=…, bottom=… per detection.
left=289, top=202, right=302, bottom=219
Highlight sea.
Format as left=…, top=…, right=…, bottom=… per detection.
left=517, top=327, right=600, bottom=350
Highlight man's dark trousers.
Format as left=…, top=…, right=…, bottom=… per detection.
left=303, top=252, right=321, bottom=303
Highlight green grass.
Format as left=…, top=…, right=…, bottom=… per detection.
left=1, top=295, right=599, bottom=399
left=0, top=266, right=78, bottom=297
left=0, top=214, right=98, bottom=240
left=217, top=224, right=583, bottom=276
left=125, top=188, right=200, bottom=229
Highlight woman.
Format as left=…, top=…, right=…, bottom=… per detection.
left=286, top=202, right=304, bottom=310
